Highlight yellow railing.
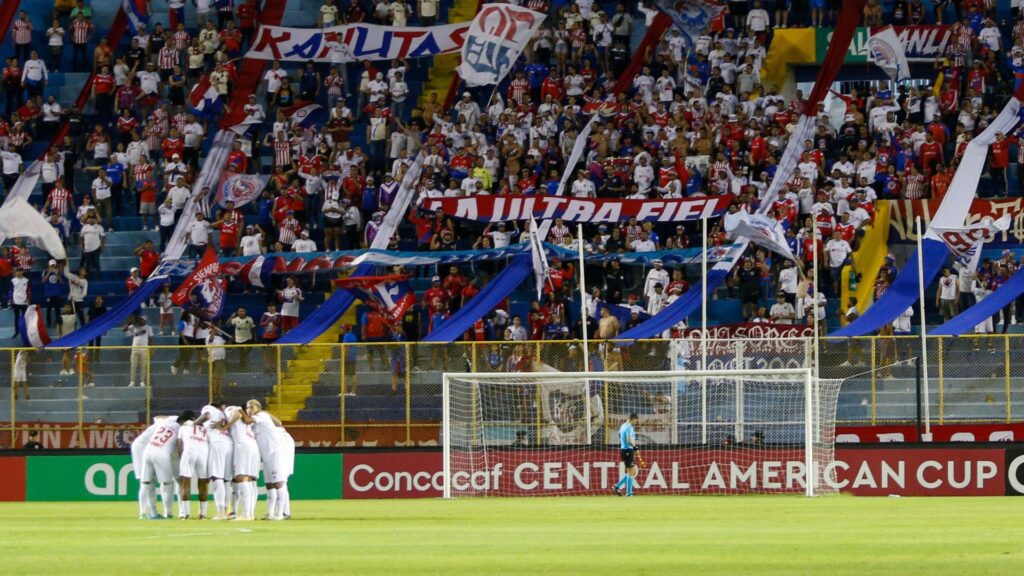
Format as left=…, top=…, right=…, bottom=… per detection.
left=2, top=335, right=1021, bottom=449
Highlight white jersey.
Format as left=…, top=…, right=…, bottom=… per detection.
left=145, top=420, right=181, bottom=457
left=250, top=411, right=281, bottom=460
left=226, top=406, right=260, bottom=477
left=275, top=427, right=296, bottom=479
left=141, top=418, right=182, bottom=484
left=132, top=417, right=175, bottom=479
left=201, top=404, right=232, bottom=444
left=201, top=405, right=234, bottom=480
left=178, top=421, right=208, bottom=451
left=178, top=421, right=210, bottom=479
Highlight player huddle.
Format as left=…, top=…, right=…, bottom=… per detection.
left=131, top=400, right=295, bottom=521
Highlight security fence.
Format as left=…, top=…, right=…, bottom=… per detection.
left=1, top=335, right=1022, bottom=449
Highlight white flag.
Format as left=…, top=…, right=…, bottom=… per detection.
left=529, top=216, right=550, bottom=299
left=2, top=161, right=41, bottom=207
left=458, top=4, right=546, bottom=87
left=932, top=214, right=1012, bottom=274
left=723, top=211, right=796, bottom=262
left=868, top=26, right=911, bottom=83
left=0, top=198, right=68, bottom=260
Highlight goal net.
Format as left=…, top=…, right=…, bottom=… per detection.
left=442, top=369, right=842, bottom=497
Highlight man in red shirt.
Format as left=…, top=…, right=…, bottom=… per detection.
left=161, top=127, right=185, bottom=160
left=918, top=132, right=944, bottom=174
left=134, top=240, right=160, bottom=278
left=213, top=211, right=241, bottom=255
left=226, top=140, right=248, bottom=174
left=237, top=0, right=259, bottom=46
left=423, top=276, right=450, bottom=310
left=990, top=131, right=1010, bottom=197
left=930, top=165, right=953, bottom=201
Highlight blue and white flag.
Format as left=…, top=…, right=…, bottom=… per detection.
left=217, top=173, right=268, bottom=208
left=281, top=102, right=326, bottom=129
left=239, top=255, right=276, bottom=289
left=595, top=302, right=651, bottom=327
left=189, top=75, right=223, bottom=119
left=20, top=305, right=50, bottom=348
left=932, top=214, right=1013, bottom=274
left=458, top=4, right=546, bottom=87
left=723, top=211, right=797, bottom=262
left=868, top=25, right=911, bottom=83
left=333, top=275, right=417, bottom=324
left=652, top=0, right=725, bottom=49
left=122, top=0, right=150, bottom=35
left=528, top=217, right=551, bottom=299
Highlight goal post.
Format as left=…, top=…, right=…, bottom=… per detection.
left=441, top=369, right=841, bottom=498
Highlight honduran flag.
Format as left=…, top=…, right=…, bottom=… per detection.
left=189, top=75, right=224, bottom=120
left=122, top=0, right=150, bottom=35
left=333, top=274, right=416, bottom=325
left=19, top=305, right=50, bottom=348
left=281, top=101, right=326, bottom=129
left=238, top=255, right=276, bottom=289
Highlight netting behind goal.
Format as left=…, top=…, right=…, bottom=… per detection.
left=442, top=370, right=842, bottom=497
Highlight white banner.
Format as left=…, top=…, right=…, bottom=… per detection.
left=246, top=21, right=469, bottom=63
left=3, top=161, right=40, bottom=207
left=458, top=4, right=546, bottom=87
left=723, top=211, right=797, bottom=262
left=164, top=131, right=235, bottom=261
left=0, top=197, right=68, bottom=260
left=868, top=25, right=911, bottom=82
left=932, top=214, right=1012, bottom=273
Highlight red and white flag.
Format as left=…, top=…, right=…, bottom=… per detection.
left=172, top=246, right=226, bottom=320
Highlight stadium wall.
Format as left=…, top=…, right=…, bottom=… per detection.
left=4, top=445, right=1024, bottom=500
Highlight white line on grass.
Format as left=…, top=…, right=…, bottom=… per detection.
left=124, top=528, right=253, bottom=541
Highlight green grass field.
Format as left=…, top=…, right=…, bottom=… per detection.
left=2, top=496, right=1023, bottom=575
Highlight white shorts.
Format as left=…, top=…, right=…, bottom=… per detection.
left=131, top=438, right=147, bottom=480
left=262, top=453, right=285, bottom=484
left=141, top=449, right=175, bottom=484
left=207, top=438, right=234, bottom=479
left=233, top=442, right=260, bottom=478
left=180, top=446, right=209, bottom=479
left=278, top=431, right=295, bottom=479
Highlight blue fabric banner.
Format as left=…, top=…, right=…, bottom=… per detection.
left=595, top=302, right=651, bottom=329
left=47, top=278, right=164, bottom=348
left=276, top=263, right=373, bottom=345
left=832, top=238, right=949, bottom=337
left=615, top=268, right=733, bottom=340
left=931, top=267, right=1024, bottom=336
left=421, top=254, right=534, bottom=342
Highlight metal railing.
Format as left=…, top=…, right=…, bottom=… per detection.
left=1, top=335, right=1021, bottom=448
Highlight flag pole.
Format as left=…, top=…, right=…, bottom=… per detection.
left=812, top=215, right=820, bottom=383
left=700, top=216, right=708, bottom=445
left=915, top=216, right=932, bottom=441
left=577, top=224, right=589, bottom=372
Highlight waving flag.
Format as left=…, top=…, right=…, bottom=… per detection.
left=458, top=4, right=546, bottom=87
left=123, top=0, right=150, bottom=35
left=595, top=302, right=651, bottom=327
left=652, top=0, right=725, bottom=50
left=19, top=305, right=50, bottom=348
left=723, top=211, right=797, bottom=262
left=189, top=75, right=224, bottom=119
left=528, top=217, right=551, bottom=299
left=216, top=173, right=269, bottom=208
left=932, top=214, right=1013, bottom=273
left=868, top=26, right=911, bottom=83
left=281, top=101, right=326, bottom=129
left=172, top=246, right=225, bottom=320
left=238, top=255, right=276, bottom=288
left=333, top=274, right=417, bottom=325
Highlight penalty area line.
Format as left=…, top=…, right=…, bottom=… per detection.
left=120, top=528, right=253, bottom=541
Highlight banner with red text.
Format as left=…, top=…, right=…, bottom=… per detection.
left=245, top=21, right=469, bottom=62
left=422, top=195, right=732, bottom=223
left=889, top=198, right=1024, bottom=244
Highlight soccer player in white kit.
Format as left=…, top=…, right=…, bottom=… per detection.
left=141, top=410, right=194, bottom=518
left=246, top=399, right=293, bottom=520
left=193, top=401, right=234, bottom=520
left=132, top=415, right=176, bottom=519
left=223, top=404, right=260, bottom=521
left=177, top=418, right=209, bottom=519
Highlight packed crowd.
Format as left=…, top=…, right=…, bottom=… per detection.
left=0, top=0, right=1022, bottom=348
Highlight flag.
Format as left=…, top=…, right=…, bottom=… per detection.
left=226, top=115, right=264, bottom=136
left=652, top=0, right=725, bottom=49
left=281, top=101, right=326, bottom=129
left=19, top=305, right=50, bottom=348
left=528, top=216, right=550, bottom=299
left=2, top=162, right=41, bottom=207
left=216, top=173, right=268, bottom=208
left=595, top=302, right=651, bottom=327
left=0, top=197, right=68, bottom=260
left=332, top=274, right=417, bottom=325
left=868, top=25, right=911, bottom=83
left=932, top=214, right=1013, bottom=273
left=123, top=0, right=150, bottom=35
left=172, top=245, right=225, bottom=320
left=238, top=255, right=276, bottom=289
left=458, top=4, right=547, bottom=87
left=723, top=211, right=797, bottom=262
left=189, top=75, right=223, bottom=119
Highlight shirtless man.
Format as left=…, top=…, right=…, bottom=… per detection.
left=597, top=306, right=622, bottom=371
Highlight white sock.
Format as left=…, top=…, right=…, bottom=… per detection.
left=232, top=482, right=240, bottom=515
left=266, top=488, right=277, bottom=518
left=139, top=483, right=150, bottom=516
left=147, top=484, right=158, bottom=516
left=179, top=498, right=190, bottom=517
left=199, top=500, right=208, bottom=517
left=212, top=479, right=225, bottom=515
left=277, top=484, right=290, bottom=517
left=248, top=483, right=258, bottom=518
left=159, top=483, right=174, bottom=517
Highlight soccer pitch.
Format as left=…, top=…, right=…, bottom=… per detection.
left=2, top=496, right=1023, bottom=575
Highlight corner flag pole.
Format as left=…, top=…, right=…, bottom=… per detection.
left=577, top=223, right=589, bottom=372
left=915, top=216, right=932, bottom=440
left=700, top=216, right=708, bottom=445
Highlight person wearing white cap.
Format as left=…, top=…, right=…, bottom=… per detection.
left=644, top=259, right=670, bottom=301
left=292, top=230, right=317, bottom=253
left=454, top=91, right=480, bottom=127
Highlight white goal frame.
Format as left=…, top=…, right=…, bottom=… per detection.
left=442, top=368, right=819, bottom=498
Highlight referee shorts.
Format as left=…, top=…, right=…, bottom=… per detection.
left=620, top=448, right=636, bottom=469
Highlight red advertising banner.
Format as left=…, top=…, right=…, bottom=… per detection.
left=889, top=198, right=1024, bottom=243
left=421, top=195, right=733, bottom=223
left=342, top=447, right=1011, bottom=498
left=0, top=456, right=26, bottom=501
left=837, top=422, right=1024, bottom=443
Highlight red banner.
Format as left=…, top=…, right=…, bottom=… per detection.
left=0, top=456, right=25, bottom=501
left=837, top=422, right=1024, bottom=443
left=421, top=195, right=733, bottom=223
left=171, top=245, right=225, bottom=320
left=889, top=198, right=1024, bottom=243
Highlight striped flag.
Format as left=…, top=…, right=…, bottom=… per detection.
left=281, top=101, right=326, bottom=129
left=189, top=75, right=224, bottom=119
left=239, top=255, right=276, bottom=289
left=122, top=0, right=150, bottom=35
left=20, top=305, right=50, bottom=348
